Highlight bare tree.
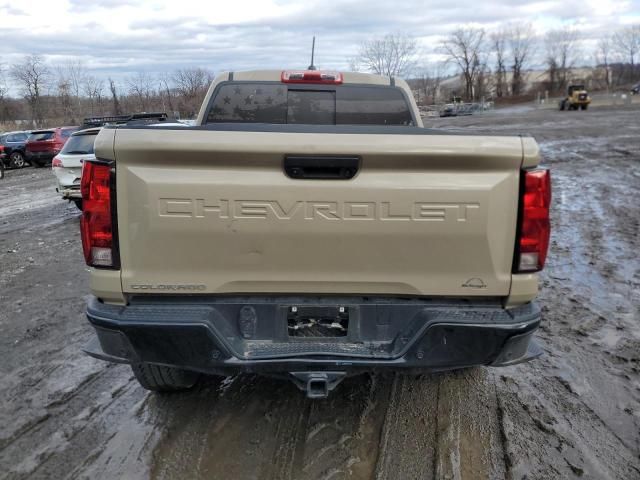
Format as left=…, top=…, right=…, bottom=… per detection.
left=545, top=27, right=580, bottom=92
left=614, top=24, right=640, bottom=80
left=0, top=62, right=7, bottom=104
left=173, top=67, right=212, bottom=116
left=65, top=60, right=86, bottom=99
left=108, top=78, right=121, bottom=115
left=595, top=36, right=613, bottom=90
left=441, top=27, right=486, bottom=100
left=56, top=78, right=75, bottom=124
left=473, top=55, right=490, bottom=102
left=491, top=30, right=507, bottom=97
left=508, top=23, right=535, bottom=95
left=413, top=64, right=443, bottom=104
left=356, top=34, right=418, bottom=77
left=173, top=68, right=211, bottom=98
left=127, top=72, right=156, bottom=111
left=0, top=62, right=9, bottom=123
left=10, top=55, right=50, bottom=127
left=83, top=75, right=104, bottom=115
left=159, top=74, right=175, bottom=114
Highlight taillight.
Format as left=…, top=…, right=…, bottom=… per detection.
left=52, top=156, right=63, bottom=168
left=281, top=70, right=343, bottom=84
left=80, top=161, right=118, bottom=268
left=515, top=168, right=551, bottom=272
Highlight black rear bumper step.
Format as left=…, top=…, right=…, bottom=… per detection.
left=85, top=295, right=541, bottom=376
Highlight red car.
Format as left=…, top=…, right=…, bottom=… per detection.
left=26, top=127, right=79, bottom=167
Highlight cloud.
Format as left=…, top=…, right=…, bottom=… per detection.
left=0, top=0, right=636, bottom=91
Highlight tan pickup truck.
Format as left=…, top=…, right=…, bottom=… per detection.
left=81, top=69, right=551, bottom=398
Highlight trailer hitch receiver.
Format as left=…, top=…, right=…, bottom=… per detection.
left=289, top=372, right=347, bottom=399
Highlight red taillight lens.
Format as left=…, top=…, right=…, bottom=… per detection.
left=80, top=161, right=118, bottom=268
left=281, top=70, right=343, bottom=84
left=516, top=168, right=551, bottom=272
left=52, top=156, right=62, bottom=168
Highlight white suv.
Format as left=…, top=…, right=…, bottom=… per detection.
left=52, top=127, right=100, bottom=209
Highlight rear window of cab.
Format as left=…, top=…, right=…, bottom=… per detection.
left=206, top=83, right=414, bottom=126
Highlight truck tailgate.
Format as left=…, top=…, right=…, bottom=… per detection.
left=108, top=128, right=526, bottom=297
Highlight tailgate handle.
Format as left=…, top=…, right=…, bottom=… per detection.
left=284, top=155, right=359, bottom=180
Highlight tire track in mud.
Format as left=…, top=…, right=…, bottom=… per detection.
left=497, top=363, right=640, bottom=480
left=295, top=373, right=391, bottom=480
left=374, top=374, right=438, bottom=479
left=263, top=386, right=310, bottom=480
left=374, top=370, right=505, bottom=480
left=150, top=375, right=309, bottom=480
left=151, top=373, right=393, bottom=480
left=0, top=365, right=146, bottom=480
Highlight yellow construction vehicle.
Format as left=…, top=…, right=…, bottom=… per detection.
left=559, top=85, right=591, bottom=110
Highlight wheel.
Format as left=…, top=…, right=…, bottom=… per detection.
left=73, top=199, right=83, bottom=210
left=0, top=161, right=4, bottom=180
left=131, top=363, right=200, bottom=392
left=559, top=100, right=566, bottom=111
left=581, top=104, right=588, bottom=110
left=9, top=152, right=26, bottom=169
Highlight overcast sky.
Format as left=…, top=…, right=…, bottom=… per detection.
left=1, top=0, right=639, bottom=88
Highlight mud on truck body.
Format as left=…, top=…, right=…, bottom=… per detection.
left=81, top=70, right=551, bottom=398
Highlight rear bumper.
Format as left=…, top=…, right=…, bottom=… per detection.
left=84, top=295, right=542, bottom=374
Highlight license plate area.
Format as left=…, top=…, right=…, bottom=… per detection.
left=287, top=306, right=349, bottom=338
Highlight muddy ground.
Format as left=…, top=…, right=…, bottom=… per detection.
left=0, top=104, right=639, bottom=480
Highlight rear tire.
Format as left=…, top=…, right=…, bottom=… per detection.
left=73, top=199, right=83, bottom=210
left=10, top=152, right=26, bottom=169
left=559, top=100, right=566, bottom=111
left=131, top=363, right=200, bottom=392
left=581, top=104, right=588, bottom=110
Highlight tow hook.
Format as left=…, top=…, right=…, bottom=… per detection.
left=289, top=372, right=347, bottom=399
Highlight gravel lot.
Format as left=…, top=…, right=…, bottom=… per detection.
left=0, top=104, right=639, bottom=480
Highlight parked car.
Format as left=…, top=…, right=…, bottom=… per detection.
left=25, top=127, right=79, bottom=167
left=52, top=127, right=100, bottom=209
left=82, top=69, right=550, bottom=398
left=0, top=131, right=30, bottom=168
left=439, top=104, right=457, bottom=117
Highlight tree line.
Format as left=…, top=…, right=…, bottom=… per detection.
left=355, top=24, right=640, bottom=103
left=0, top=59, right=213, bottom=129
left=0, top=23, right=638, bottom=128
